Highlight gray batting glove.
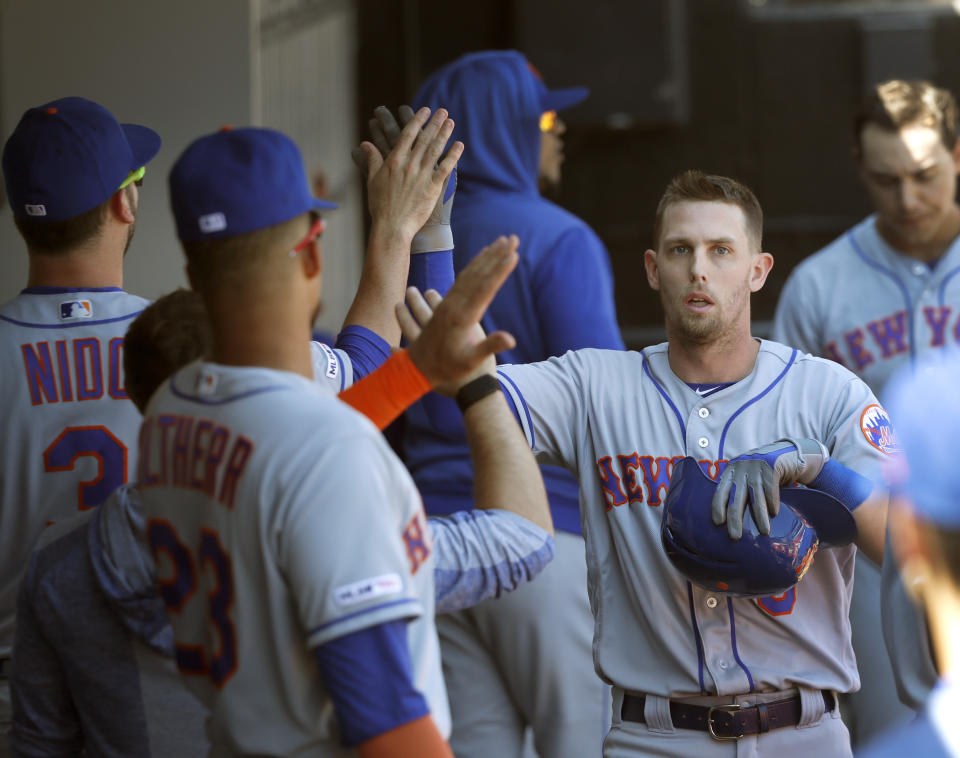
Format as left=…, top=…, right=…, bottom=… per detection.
left=711, top=438, right=830, bottom=539
left=352, top=105, right=456, bottom=254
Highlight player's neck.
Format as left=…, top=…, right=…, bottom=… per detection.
left=207, top=296, right=315, bottom=379
left=665, top=329, right=760, bottom=384
left=876, top=204, right=960, bottom=262
left=26, top=246, right=123, bottom=289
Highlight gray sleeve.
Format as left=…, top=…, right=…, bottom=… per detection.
left=497, top=351, right=592, bottom=470
left=429, top=510, right=555, bottom=614
left=309, top=341, right=354, bottom=392
left=881, top=529, right=938, bottom=709
left=772, top=265, right=822, bottom=354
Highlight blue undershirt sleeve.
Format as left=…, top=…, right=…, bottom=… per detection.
left=313, top=619, right=430, bottom=747
left=334, top=325, right=392, bottom=382
left=408, top=250, right=455, bottom=297
left=809, top=458, right=876, bottom=512
left=531, top=227, right=625, bottom=356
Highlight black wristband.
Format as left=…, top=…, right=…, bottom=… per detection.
left=455, top=374, right=500, bottom=413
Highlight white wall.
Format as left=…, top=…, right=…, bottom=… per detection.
left=0, top=0, right=363, bottom=335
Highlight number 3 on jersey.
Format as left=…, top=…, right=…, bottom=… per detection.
left=148, top=520, right=238, bottom=687
left=44, top=425, right=127, bottom=510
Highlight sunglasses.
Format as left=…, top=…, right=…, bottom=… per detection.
left=118, top=165, right=146, bottom=190
left=291, top=212, right=326, bottom=255
left=539, top=110, right=557, bottom=133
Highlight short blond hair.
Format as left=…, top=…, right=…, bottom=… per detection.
left=855, top=79, right=958, bottom=153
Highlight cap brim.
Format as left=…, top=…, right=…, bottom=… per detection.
left=121, top=123, right=162, bottom=170
left=541, top=85, right=589, bottom=113
left=781, top=487, right=858, bottom=547
left=311, top=197, right=338, bottom=211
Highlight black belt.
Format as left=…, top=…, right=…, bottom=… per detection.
left=621, top=690, right=835, bottom=741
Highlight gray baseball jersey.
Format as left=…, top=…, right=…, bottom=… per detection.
left=773, top=214, right=960, bottom=401
left=0, top=288, right=148, bottom=666
left=497, top=340, right=893, bottom=697
left=138, top=360, right=447, bottom=756
left=773, top=214, right=946, bottom=717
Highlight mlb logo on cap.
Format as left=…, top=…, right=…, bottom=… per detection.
left=60, top=300, right=93, bottom=320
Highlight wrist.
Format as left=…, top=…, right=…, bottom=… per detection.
left=456, top=374, right=501, bottom=413
left=368, top=220, right=415, bottom=250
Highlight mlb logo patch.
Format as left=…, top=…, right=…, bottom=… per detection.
left=199, top=212, right=227, bottom=234
left=860, top=404, right=900, bottom=455
left=25, top=204, right=47, bottom=217
left=59, top=300, right=93, bottom=320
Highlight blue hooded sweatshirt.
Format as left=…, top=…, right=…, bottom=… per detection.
left=403, top=50, right=624, bottom=534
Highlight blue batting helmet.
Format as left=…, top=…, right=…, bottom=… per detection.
left=661, top=457, right=857, bottom=597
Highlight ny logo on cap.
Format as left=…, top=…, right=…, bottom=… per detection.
left=199, top=212, right=227, bottom=233
left=25, top=204, right=47, bottom=216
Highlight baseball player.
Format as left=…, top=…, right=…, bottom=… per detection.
left=138, top=117, right=547, bottom=756
left=401, top=50, right=623, bottom=758
left=11, top=243, right=555, bottom=756
left=856, top=357, right=960, bottom=757
left=449, top=169, right=891, bottom=756
left=0, top=97, right=161, bottom=752
left=772, top=79, right=955, bottom=737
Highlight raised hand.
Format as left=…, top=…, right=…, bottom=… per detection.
left=356, top=107, right=463, bottom=244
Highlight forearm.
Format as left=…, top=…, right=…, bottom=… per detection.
left=851, top=490, right=887, bottom=564
left=807, top=457, right=886, bottom=563
left=341, top=222, right=414, bottom=346
left=462, top=390, right=552, bottom=534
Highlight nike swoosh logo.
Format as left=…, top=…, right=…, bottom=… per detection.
left=693, top=387, right=709, bottom=396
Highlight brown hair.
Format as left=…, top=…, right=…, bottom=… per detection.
left=854, top=80, right=958, bottom=153
left=123, top=289, right=212, bottom=412
left=181, top=214, right=307, bottom=293
left=14, top=197, right=110, bottom=254
left=653, top=170, right=763, bottom=252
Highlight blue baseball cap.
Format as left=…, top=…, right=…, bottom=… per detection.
left=169, top=127, right=336, bottom=242
left=527, top=60, right=589, bottom=113
left=2, top=96, right=161, bottom=221
left=885, top=355, right=960, bottom=528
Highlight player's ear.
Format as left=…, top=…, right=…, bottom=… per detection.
left=644, top=249, right=660, bottom=291
left=299, top=239, right=322, bottom=280
left=109, top=187, right=136, bottom=225
left=748, top=251, right=774, bottom=293
left=951, top=137, right=960, bottom=174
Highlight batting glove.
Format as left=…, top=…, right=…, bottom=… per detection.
left=353, top=104, right=456, bottom=254
left=711, top=438, right=830, bottom=539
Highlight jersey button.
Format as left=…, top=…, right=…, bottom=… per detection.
left=706, top=596, right=718, bottom=608
left=698, top=436, right=709, bottom=448
left=912, top=263, right=927, bottom=276
left=718, top=659, right=729, bottom=670
left=698, top=408, right=709, bottom=418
